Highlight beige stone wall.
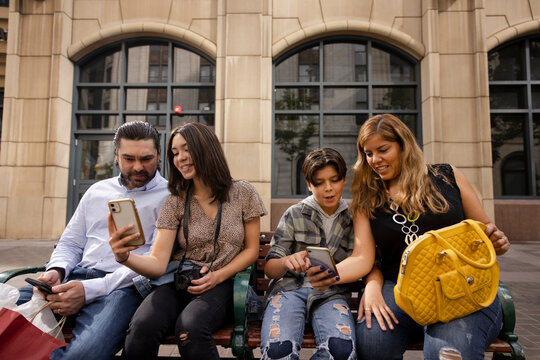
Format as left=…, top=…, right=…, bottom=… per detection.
left=0, top=0, right=539, bottom=238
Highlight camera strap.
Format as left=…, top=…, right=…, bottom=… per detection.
left=178, top=185, right=222, bottom=272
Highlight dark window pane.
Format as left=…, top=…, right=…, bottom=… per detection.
left=127, top=44, right=169, bottom=83
left=491, top=114, right=528, bottom=196
left=274, top=115, right=319, bottom=195
left=324, top=43, right=367, bottom=82
left=173, top=47, right=215, bottom=83
left=79, top=48, right=121, bottom=83
left=489, top=86, right=527, bottom=109
left=275, top=88, right=320, bottom=110
left=322, top=114, right=363, bottom=198
left=78, top=88, right=119, bottom=110
left=372, top=46, right=415, bottom=82
left=489, top=43, right=525, bottom=81
left=171, top=114, right=215, bottom=129
left=125, top=115, right=167, bottom=130
left=532, top=86, right=540, bottom=108
left=77, top=115, right=120, bottom=130
left=373, top=87, right=416, bottom=110
left=323, top=87, right=367, bottom=110
left=79, top=139, right=115, bottom=180
left=399, top=114, right=418, bottom=137
left=530, top=40, right=540, bottom=80
left=534, top=114, right=540, bottom=195
left=126, top=88, right=167, bottom=111
left=275, top=46, right=320, bottom=83
left=172, top=88, right=215, bottom=111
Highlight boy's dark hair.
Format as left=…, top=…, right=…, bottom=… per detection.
left=302, top=147, right=347, bottom=184
left=114, top=121, right=160, bottom=156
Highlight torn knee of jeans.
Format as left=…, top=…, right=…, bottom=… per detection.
left=336, top=323, right=351, bottom=335
left=328, top=337, right=354, bottom=360
left=266, top=340, right=297, bottom=359
left=440, top=348, right=461, bottom=360
left=333, top=303, right=349, bottom=316
left=269, top=323, right=280, bottom=338
left=178, top=332, right=188, bottom=342
left=270, top=294, right=282, bottom=311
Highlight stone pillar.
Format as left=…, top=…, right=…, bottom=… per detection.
left=421, top=0, right=495, bottom=218
left=217, top=0, right=271, bottom=230
left=0, top=0, right=73, bottom=238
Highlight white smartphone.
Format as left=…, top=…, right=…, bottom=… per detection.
left=306, top=246, right=339, bottom=277
left=108, top=198, right=145, bottom=246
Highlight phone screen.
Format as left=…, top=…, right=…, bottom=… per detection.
left=25, top=277, right=53, bottom=295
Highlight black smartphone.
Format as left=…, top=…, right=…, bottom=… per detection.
left=25, top=277, right=53, bottom=295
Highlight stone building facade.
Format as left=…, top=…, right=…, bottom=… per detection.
left=0, top=0, right=539, bottom=241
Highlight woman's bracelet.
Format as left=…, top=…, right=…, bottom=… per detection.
left=116, top=253, right=130, bottom=264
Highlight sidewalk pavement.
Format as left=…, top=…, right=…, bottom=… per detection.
left=0, top=239, right=538, bottom=359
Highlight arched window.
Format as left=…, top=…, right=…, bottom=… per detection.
left=68, top=39, right=215, bottom=216
left=489, top=37, right=540, bottom=197
left=272, top=37, right=420, bottom=197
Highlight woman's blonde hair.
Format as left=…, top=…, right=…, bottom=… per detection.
left=350, top=114, right=449, bottom=218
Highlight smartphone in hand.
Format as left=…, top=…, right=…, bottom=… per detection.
left=25, top=277, right=53, bottom=295
left=108, top=198, right=146, bottom=246
left=306, top=246, right=339, bottom=277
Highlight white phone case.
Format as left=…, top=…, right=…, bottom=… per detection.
left=108, top=198, right=145, bottom=246
left=306, top=246, right=339, bottom=276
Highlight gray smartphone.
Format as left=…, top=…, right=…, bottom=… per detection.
left=306, top=246, right=339, bottom=277
left=108, top=198, right=145, bottom=246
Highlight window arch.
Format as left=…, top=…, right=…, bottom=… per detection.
left=68, top=38, right=215, bottom=216
left=489, top=36, right=540, bottom=197
left=272, top=37, right=420, bottom=197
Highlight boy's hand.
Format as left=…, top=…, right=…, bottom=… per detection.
left=283, top=251, right=311, bottom=273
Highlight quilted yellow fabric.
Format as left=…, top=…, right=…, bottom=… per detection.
left=394, top=219, right=499, bottom=326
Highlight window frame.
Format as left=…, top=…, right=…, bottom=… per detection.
left=489, top=36, right=540, bottom=198
left=68, top=38, right=216, bottom=218
left=272, top=36, right=421, bottom=198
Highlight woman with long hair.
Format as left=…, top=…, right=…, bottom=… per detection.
left=109, top=122, right=267, bottom=359
left=352, top=114, right=510, bottom=359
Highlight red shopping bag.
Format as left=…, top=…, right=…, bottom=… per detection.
left=0, top=307, right=67, bottom=360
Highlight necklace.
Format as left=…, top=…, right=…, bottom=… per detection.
left=389, top=200, right=420, bottom=245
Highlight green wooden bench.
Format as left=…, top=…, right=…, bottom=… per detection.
left=0, top=232, right=525, bottom=359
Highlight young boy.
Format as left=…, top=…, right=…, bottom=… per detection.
left=260, top=147, right=373, bottom=360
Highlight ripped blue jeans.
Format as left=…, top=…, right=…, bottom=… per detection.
left=260, top=287, right=356, bottom=360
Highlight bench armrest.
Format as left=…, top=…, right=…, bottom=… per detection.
left=0, top=265, right=47, bottom=284
left=230, top=264, right=252, bottom=358
left=497, top=281, right=525, bottom=360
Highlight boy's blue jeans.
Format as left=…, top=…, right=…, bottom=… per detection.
left=260, top=287, right=356, bottom=360
left=18, top=266, right=140, bottom=360
left=355, top=280, right=503, bottom=360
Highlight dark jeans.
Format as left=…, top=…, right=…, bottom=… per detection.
left=122, top=280, right=233, bottom=360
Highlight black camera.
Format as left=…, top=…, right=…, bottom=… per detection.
left=175, top=264, right=204, bottom=290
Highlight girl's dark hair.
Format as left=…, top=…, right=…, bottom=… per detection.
left=167, top=122, right=232, bottom=202
left=302, top=147, right=347, bottom=184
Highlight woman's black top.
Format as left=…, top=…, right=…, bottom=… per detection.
left=370, top=163, right=465, bottom=281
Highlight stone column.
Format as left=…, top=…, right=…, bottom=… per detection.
left=217, top=0, right=271, bottom=230
left=0, top=0, right=73, bottom=238
left=421, top=0, right=494, bottom=218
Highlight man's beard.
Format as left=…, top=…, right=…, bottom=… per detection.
left=121, top=169, right=155, bottom=189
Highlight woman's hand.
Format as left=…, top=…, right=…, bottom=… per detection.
left=358, top=285, right=398, bottom=331
left=188, top=265, right=222, bottom=295
left=283, top=251, right=311, bottom=273
left=306, top=265, right=339, bottom=291
left=484, top=222, right=510, bottom=255
left=107, top=213, right=141, bottom=264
